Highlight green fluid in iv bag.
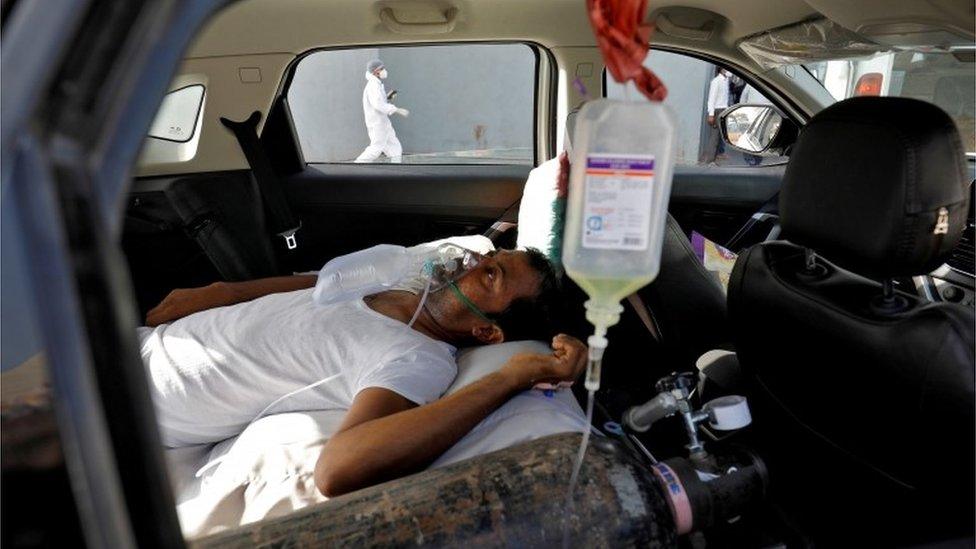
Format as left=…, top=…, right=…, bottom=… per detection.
left=561, top=100, right=677, bottom=334
left=568, top=275, right=654, bottom=306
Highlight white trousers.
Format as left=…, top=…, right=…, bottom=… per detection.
left=355, top=134, right=402, bottom=163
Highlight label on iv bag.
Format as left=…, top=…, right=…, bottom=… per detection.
left=581, top=154, right=655, bottom=250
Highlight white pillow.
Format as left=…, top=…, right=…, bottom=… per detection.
left=517, top=156, right=566, bottom=267
left=167, top=340, right=586, bottom=538
left=432, top=340, right=587, bottom=466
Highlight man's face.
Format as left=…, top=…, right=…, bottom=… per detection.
left=425, top=250, right=541, bottom=343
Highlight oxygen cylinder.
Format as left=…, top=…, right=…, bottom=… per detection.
left=196, top=434, right=767, bottom=548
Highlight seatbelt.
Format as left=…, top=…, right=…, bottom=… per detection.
left=220, top=111, right=302, bottom=252
left=626, top=293, right=662, bottom=342
left=164, top=174, right=279, bottom=281
left=724, top=191, right=780, bottom=251
left=483, top=199, right=520, bottom=243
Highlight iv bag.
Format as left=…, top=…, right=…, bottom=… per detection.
left=562, top=99, right=677, bottom=327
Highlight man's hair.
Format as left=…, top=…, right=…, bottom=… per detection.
left=491, top=248, right=562, bottom=342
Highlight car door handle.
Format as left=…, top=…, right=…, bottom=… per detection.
left=380, top=7, right=458, bottom=35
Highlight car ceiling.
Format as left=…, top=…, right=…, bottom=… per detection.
left=187, top=0, right=973, bottom=59
left=144, top=0, right=971, bottom=176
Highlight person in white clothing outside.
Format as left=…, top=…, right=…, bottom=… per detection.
left=700, top=67, right=731, bottom=165
left=355, top=59, right=410, bottom=163
left=139, top=246, right=586, bottom=498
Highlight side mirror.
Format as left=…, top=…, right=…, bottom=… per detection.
left=719, top=104, right=798, bottom=157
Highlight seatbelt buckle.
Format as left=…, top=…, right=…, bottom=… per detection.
left=279, top=223, right=301, bottom=251
left=284, top=233, right=298, bottom=250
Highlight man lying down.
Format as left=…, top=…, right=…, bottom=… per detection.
left=138, top=240, right=587, bottom=499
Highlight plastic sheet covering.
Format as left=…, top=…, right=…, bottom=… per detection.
left=739, top=18, right=887, bottom=70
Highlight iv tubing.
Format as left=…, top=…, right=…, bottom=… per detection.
left=585, top=332, right=609, bottom=392
left=562, top=389, right=596, bottom=549
left=562, top=318, right=611, bottom=547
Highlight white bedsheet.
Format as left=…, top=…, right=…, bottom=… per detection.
left=167, top=340, right=587, bottom=538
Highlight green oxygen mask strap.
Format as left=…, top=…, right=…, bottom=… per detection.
left=448, top=281, right=494, bottom=324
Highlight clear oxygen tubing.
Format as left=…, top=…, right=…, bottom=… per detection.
left=251, top=277, right=434, bottom=426
left=249, top=373, right=344, bottom=425
left=562, top=389, right=596, bottom=549
left=407, top=276, right=433, bottom=328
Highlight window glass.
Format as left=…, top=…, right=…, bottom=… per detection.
left=802, top=51, right=975, bottom=152
left=147, top=85, right=205, bottom=143
left=605, top=51, right=787, bottom=167
left=288, top=44, right=536, bottom=165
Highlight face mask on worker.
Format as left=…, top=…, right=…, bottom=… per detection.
left=378, top=68, right=389, bottom=79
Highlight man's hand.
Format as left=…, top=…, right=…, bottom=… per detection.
left=395, top=107, right=410, bottom=117
left=145, top=282, right=237, bottom=326
left=707, top=114, right=716, bottom=127
left=500, top=334, right=587, bottom=390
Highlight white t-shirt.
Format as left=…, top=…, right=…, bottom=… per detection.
left=706, top=73, right=730, bottom=114
left=139, top=288, right=457, bottom=448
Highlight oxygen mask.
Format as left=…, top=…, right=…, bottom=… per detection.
left=421, top=246, right=484, bottom=292
left=408, top=245, right=488, bottom=327
left=313, top=241, right=485, bottom=309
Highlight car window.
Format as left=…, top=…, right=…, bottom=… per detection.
left=605, top=51, right=787, bottom=168
left=802, top=51, right=975, bottom=153
left=147, top=85, right=205, bottom=143
left=287, top=44, right=536, bottom=165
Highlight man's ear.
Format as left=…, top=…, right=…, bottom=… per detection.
left=471, top=323, right=504, bottom=345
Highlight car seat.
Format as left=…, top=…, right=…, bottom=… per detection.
left=512, top=149, right=730, bottom=421
left=728, top=97, right=975, bottom=545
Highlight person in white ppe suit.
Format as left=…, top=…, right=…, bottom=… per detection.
left=356, top=59, right=410, bottom=163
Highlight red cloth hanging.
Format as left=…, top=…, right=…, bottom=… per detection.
left=587, top=0, right=667, bottom=101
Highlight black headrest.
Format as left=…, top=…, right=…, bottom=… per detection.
left=780, top=97, right=970, bottom=278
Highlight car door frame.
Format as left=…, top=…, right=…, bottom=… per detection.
left=2, top=1, right=232, bottom=548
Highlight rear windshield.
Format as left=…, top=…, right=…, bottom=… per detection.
left=800, top=51, right=975, bottom=152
